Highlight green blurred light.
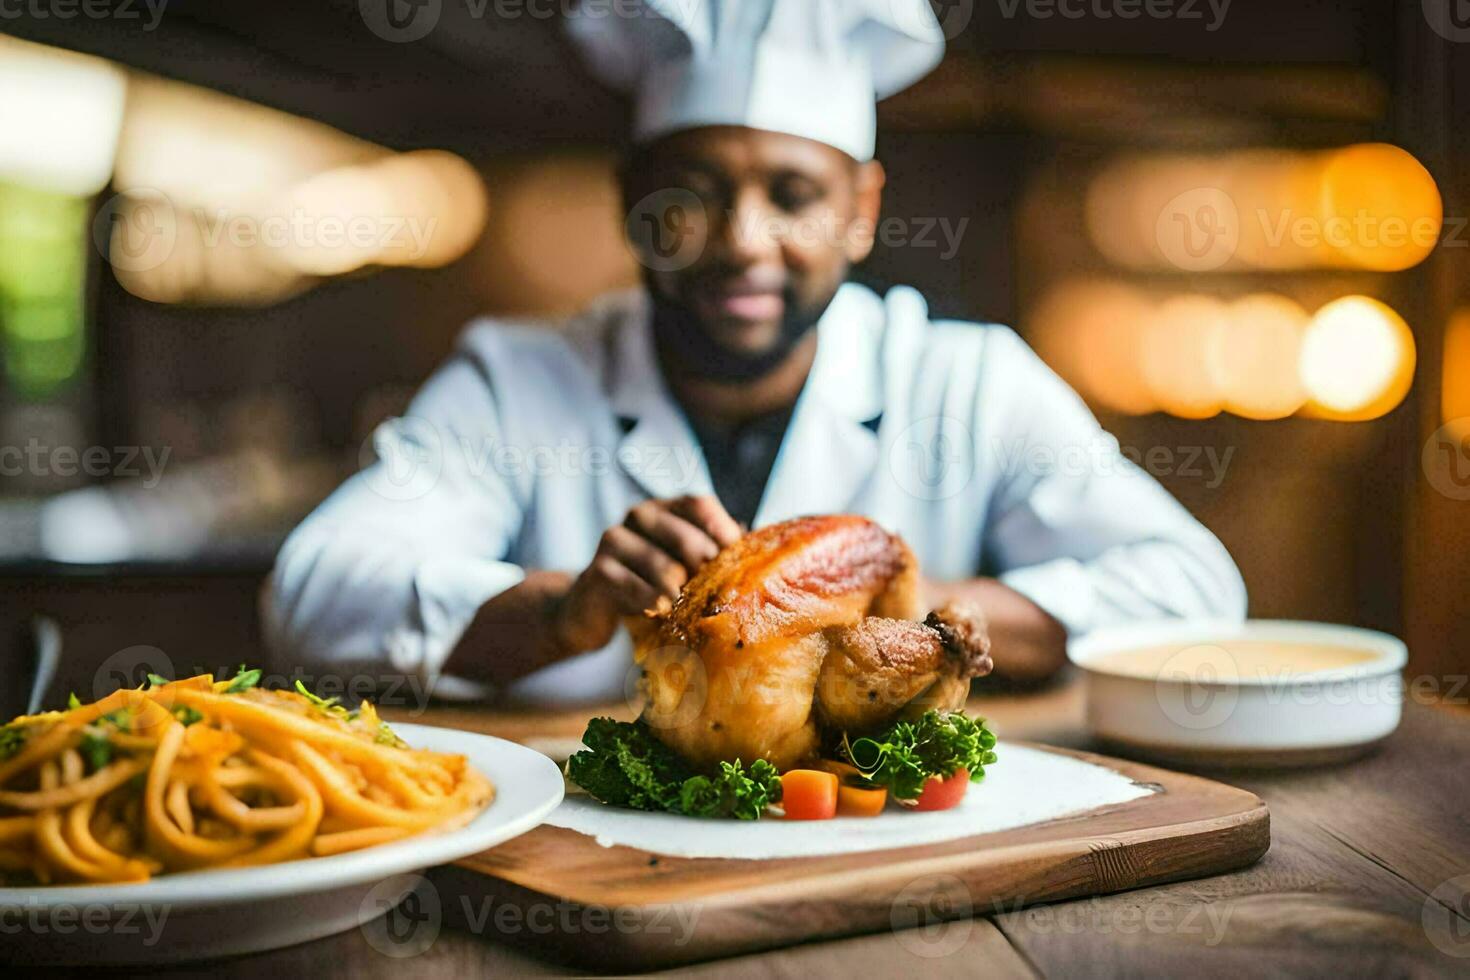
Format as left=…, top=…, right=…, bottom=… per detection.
left=0, top=180, right=89, bottom=399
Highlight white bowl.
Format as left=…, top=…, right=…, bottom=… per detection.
left=1070, top=620, right=1407, bottom=768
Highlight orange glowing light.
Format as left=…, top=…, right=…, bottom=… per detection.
left=1299, top=296, right=1416, bottom=421
left=1028, top=279, right=1156, bottom=415
left=1140, top=295, right=1229, bottom=419
left=1217, top=294, right=1309, bottom=420
left=1316, top=143, right=1442, bottom=272
left=1085, top=144, right=1440, bottom=273
left=1441, top=310, right=1470, bottom=441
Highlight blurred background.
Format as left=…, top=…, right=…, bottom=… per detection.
left=1, top=0, right=1467, bottom=703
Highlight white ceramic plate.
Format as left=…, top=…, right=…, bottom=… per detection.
left=1071, top=619, right=1407, bottom=767
left=0, top=723, right=564, bottom=965
left=548, top=742, right=1154, bottom=860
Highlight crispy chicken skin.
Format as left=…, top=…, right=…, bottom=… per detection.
left=815, top=602, right=992, bottom=732
left=633, top=515, right=992, bottom=771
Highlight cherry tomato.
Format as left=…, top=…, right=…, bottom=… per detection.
left=911, top=769, right=970, bottom=812
left=780, top=769, right=838, bottom=820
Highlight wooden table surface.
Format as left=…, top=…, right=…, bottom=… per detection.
left=122, top=677, right=1470, bottom=979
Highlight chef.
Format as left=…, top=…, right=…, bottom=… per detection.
left=265, top=0, right=1246, bottom=704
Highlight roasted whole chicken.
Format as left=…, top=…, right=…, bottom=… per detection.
left=631, top=515, right=993, bottom=771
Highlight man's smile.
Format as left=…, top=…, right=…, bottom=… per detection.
left=689, top=274, right=787, bottom=325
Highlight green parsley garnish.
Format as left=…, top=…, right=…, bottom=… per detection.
left=374, top=721, right=406, bottom=748
left=147, top=673, right=171, bottom=688
left=294, top=680, right=357, bottom=722
left=173, top=706, right=204, bottom=727
left=842, top=710, right=998, bottom=801
left=224, top=665, right=262, bottom=693
left=67, top=693, right=81, bottom=710
left=0, top=724, right=28, bottom=761
left=565, top=718, right=781, bottom=820
left=100, top=707, right=134, bottom=729
left=79, top=729, right=114, bottom=772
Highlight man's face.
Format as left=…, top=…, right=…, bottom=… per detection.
left=624, top=126, right=884, bottom=366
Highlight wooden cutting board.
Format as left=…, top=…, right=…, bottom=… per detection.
left=433, top=742, right=1269, bottom=970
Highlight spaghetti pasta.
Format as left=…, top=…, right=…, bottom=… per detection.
left=0, top=669, right=493, bottom=885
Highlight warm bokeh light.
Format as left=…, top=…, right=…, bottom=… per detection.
left=1317, top=143, right=1442, bottom=271
left=106, top=74, right=488, bottom=305
left=279, top=150, right=489, bottom=277
left=1086, top=144, right=1441, bottom=273
left=1027, top=279, right=1156, bottom=415
left=0, top=36, right=127, bottom=197
left=1443, top=310, right=1470, bottom=441
left=1141, top=295, right=1228, bottom=419
left=1218, top=294, right=1309, bottom=419
left=1299, top=296, right=1416, bottom=421
left=114, top=74, right=378, bottom=210
left=1029, top=283, right=1412, bottom=422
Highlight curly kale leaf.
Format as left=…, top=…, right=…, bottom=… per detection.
left=679, top=759, right=782, bottom=820
left=843, top=710, right=998, bottom=801
left=566, top=718, right=691, bottom=813
left=566, top=719, right=781, bottom=820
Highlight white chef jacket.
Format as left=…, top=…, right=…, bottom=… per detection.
left=264, top=283, right=1246, bottom=705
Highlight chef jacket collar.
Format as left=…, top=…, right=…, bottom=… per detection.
left=606, top=284, right=885, bottom=522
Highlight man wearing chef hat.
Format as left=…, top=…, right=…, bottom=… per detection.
left=266, top=0, right=1246, bottom=704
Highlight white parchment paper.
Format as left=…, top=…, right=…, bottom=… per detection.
left=544, top=742, right=1154, bottom=860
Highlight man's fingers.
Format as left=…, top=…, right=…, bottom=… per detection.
left=589, top=554, right=662, bottom=616
left=670, top=495, right=743, bottom=548
left=602, top=525, right=689, bottom=598
left=624, top=502, right=722, bottom=571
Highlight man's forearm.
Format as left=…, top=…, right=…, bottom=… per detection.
left=441, top=570, right=578, bottom=689
left=922, top=577, right=1068, bottom=684
left=445, top=570, right=1068, bottom=690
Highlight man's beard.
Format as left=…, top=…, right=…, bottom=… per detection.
left=648, top=282, right=838, bottom=384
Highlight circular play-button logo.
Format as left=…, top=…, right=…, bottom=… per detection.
left=359, top=0, right=442, bottom=43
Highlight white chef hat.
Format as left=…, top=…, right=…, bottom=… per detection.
left=565, top=0, right=946, bottom=162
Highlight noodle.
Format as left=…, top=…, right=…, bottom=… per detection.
left=0, top=672, right=494, bottom=885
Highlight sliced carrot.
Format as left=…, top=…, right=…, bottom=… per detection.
left=837, top=782, right=887, bottom=817
left=779, top=769, right=838, bottom=820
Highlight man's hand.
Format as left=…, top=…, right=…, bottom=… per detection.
left=552, top=495, right=743, bottom=655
